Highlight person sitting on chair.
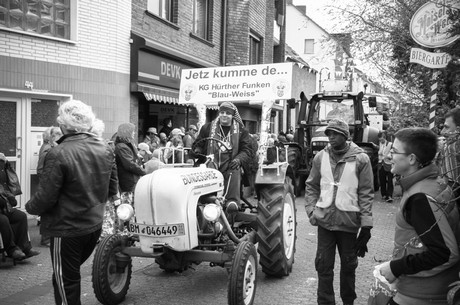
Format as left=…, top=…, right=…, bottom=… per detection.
left=0, top=153, right=40, bottom=260
left=192, top=102, right=252, bottom=213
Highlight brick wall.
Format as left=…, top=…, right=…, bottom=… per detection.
left=226, top=1, right=250, bottom=65
left=131, top=0, right=222, bottom=66
left=227, top=0, right=274, bottom=66
left=0, top=0, right=131, bottom=74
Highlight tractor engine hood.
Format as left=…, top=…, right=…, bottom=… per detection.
left=134, top=167, right=224, bottom=252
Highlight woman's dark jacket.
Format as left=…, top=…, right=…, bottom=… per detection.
left=25, top=133, right=118, bottom=237
left=115, top=138, right=145, bottom=192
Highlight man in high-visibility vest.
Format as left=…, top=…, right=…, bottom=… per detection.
left=305, top=118, right=374, bottom=305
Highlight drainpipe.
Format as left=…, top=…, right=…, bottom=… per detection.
left=221, top=0, right=227, bottom=67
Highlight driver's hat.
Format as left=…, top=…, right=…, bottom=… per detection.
left=325, top=119, right=350, bottom=139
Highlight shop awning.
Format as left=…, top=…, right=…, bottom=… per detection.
left=135, top=82, right=220, bottom=109
left=136, top=83, right=180, bottom=105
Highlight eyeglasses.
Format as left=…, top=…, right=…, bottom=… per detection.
left=147, top=132, right=155, bottom=135
left=389, top=148, right=411, bottom=156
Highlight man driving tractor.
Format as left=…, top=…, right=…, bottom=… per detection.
left=192, top=102, right=252, bottom=214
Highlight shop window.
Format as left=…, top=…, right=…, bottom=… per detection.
left=249, top=33, right=261, bottom=65
left=192, top=0, right=212, bottom=41
left=31, top=99, right=60, bottom=127
left=304, top=39, right=314, bottom=54
left=147, top=0, right=177, bottom=23
left=0, top=0, right=75, bottom=40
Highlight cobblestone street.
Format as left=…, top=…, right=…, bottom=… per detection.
left=1, top=193, right=397, bottom=305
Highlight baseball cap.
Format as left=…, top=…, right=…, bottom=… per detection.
left=147, top=127, right=157, bottom=134
left=325, top=119, right=350, bottom=138
left=138, top=142, right=152, bottom=154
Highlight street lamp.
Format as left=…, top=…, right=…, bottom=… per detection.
left=318, top=67, right=329, bottom=92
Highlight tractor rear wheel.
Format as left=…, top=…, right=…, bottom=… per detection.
left=256, top=178, right=297, bottom=277
left=92, top=234, right=132, bottom=305
left=228, top=241, right=258, bottom=305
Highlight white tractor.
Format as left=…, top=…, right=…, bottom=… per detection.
left=92, top=66, right=297, bottom=305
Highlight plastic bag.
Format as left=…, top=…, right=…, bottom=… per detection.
left=368, top=264, right=397, bottom=305
left=5, top=161, right=22, bottom=196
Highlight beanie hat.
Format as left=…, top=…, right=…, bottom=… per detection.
left=325, top=119, right=350, bottom=139
left=117, top=123, right=135, bottom=140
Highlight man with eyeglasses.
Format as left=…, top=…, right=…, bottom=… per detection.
left=379, top=127, right=460, bottom=305
left=305, top=118, right=374, bottom=305
left=143, top=127, right=160, bottom=152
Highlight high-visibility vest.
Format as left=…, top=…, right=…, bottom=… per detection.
left=316, top=151, right=359, bottom=212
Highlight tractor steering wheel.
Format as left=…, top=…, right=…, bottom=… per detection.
left=191, top=137, right=231, bottom=167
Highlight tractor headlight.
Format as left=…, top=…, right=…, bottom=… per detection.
left=203, top=204, right=222, bottom=222
left=117, top=203, right=134, bottom=221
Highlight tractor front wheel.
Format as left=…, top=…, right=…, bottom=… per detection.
left=228, top=241, right=258, bottom=305
left=92, top=234, right=132, bottom=305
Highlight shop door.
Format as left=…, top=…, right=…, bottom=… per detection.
left=0, top=99, right=23, bottom=206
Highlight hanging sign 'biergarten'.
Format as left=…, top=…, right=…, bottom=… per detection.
left=409, top=0, right=460, bottom=48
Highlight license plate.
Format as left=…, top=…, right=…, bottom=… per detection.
left=127, top=223, right=185, bottom=237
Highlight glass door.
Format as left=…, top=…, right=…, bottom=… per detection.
left=0, top=99, right=22, bottom=205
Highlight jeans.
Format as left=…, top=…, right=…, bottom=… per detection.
left=315, top=226, right=358, bottom=305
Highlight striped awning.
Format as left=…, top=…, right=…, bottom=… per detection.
left=135, top=83, right=180, bottom=105
left=143, top=92, right=179, bottom=104
left=135, top=82, right=219, bottom=109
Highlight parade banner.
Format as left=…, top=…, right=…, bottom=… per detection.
left=409, top=0, right=460, bottom=48
left=409, top=48, right=452, bottom=68
left=178, top=63, right=293, bottom=104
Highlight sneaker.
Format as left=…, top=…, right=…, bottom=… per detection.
left=226, top=201, right=239, bottom=214
left=386, top=197, right=393, bottom=203
left=24, top=249, right=40, bottom=259
left=8, top=248, right=26, bottom=260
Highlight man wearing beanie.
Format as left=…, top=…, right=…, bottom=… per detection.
left=305, top=118, right=374, bottom=305
left=193, top=102, right=252, bottom=213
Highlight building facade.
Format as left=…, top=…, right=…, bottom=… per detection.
left=0, top=0, right=132, bottom=206
left=130, top=0, right=282, bottom=137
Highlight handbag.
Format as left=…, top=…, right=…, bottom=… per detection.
left=5, top=161, right=22, bottom=196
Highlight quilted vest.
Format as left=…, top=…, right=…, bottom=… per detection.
left=393, top=177, right=460, bottom=303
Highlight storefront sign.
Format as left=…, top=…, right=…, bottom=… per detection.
left=138, top=51, right=194, bottom=89
left=410, top=0, right=460, bottom=48
left=178, top=63, right=293, bottom=104
left=410, top=48, right=452, bottom=68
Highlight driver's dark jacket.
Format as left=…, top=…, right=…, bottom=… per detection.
left=26, top=133, right=118, bottom=238
left=193, top=121, right=252, bottom=172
